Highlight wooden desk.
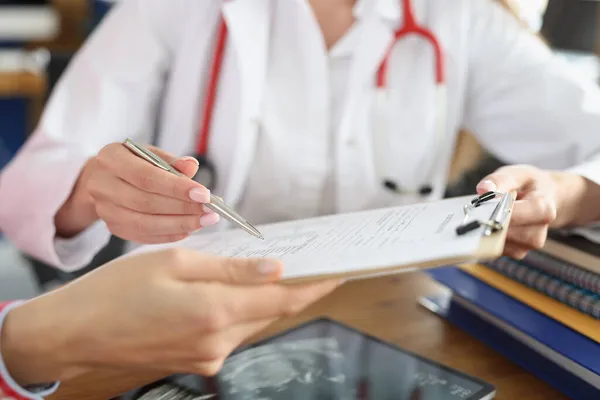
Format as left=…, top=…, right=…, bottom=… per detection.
left=48, top=271, right=566, bottom=400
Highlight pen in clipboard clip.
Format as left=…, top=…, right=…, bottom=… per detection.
left=456, top=191, right=514, bottom=236
left=122, top=138, right=264, bottom=240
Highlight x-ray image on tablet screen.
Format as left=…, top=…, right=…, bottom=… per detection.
left=129, top=318, right=495, bottom=400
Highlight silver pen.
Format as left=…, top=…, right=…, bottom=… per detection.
left=123, top=138, right=264, bottom=239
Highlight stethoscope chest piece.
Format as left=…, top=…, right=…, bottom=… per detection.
left=382, top=179, right=434, bottom=197
left=373, top=0, right=446, bottom=199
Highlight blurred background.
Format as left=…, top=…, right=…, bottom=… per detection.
left=0, top=0, right=114, bottom=299
left=1, top=0, right=599, bottom=299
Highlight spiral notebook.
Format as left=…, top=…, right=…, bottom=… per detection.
left=126, top=192, right=515, bottom=283
left=521, top=250, right=600, bottom=294
left=458, top=263, right=600, bottom=343
left=485, top=257, right=600, bottom=319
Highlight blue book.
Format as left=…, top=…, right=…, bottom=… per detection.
left=425, top=266, right=600, bottom=399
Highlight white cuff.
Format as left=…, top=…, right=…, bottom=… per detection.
left=0, top=301, right=60, bottom=399
left=566, top=159, right=600, bottom=188
left=565, top=159, right=600, bottom=243
left=53, top=220, right=112, bottom=272
left=567, top=224, right=600, bottom=245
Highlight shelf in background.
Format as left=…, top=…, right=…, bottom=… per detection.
left=0, top=5, right=59, bottom=41
left=0, top=70, right=46, bottom=97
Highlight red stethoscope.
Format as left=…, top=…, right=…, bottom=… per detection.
left=193, top=0, right=445, bottom=196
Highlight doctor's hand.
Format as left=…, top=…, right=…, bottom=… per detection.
left=2, top=249, right=341, bottom=386
left=55, top=143, right=219, bottom=243
left=476, top=165, right=559, bottom=259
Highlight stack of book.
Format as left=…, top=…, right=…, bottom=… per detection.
left=424, top=233, right=600, bottom=400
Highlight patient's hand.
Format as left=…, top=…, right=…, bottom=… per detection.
left=2, top=250, right=341, bottom=385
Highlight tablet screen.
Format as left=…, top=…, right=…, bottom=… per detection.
left=134, top=318, right=495, bottom=400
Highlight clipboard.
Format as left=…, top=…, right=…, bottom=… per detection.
left=127, top=191, right=517, bottom=284
left=457, top=190, right=517, bottom=260
left=283, top=190, right=517, bottom=284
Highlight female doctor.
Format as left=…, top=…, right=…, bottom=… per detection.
left=2, top=0, right=600, bottom=271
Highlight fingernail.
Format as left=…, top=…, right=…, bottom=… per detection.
left=259, top=260, right=280, bottom=274
left=189, top=188, right=210, bottom=203
left=477, top=180, right=497, bottom=193
left=200, top=213, right=220, bottom=227
left=202, top=205, right=215, bottom=214
left=179, top=156, right=199, bottom=165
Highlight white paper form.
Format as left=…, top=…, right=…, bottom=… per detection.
left=128, top=195, right=499, bottom=280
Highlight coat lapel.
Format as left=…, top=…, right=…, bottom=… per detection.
left=340, top=0, right=401, bottom=146
left=221, top=0, right=273, bottom=206
left=336, top=0, right=401, bottom=213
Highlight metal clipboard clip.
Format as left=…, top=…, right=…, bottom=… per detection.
left=456, top=191, right=514, bottom=236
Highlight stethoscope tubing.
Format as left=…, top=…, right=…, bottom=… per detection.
left=194, top=0, right=445, bottom=196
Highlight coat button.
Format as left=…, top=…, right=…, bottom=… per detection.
left=345, top=138, right=356, bottom=147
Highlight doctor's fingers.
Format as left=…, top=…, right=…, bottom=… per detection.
left=506, top=225, right=549, bottom=252
left=96, top=143, right=209, bottom=203
left=502, top=243, right=529, bottom=260
left=146, top=145, right=200, bottom=179
left=477, top=164, right=544, bottom=194
left=509, top=193, right=557, bottom=227
left=114, top=231, right=190, bottom=245
left=87, top=174, right=211, bottom=216
left=95, top=201, right=220, bottom=239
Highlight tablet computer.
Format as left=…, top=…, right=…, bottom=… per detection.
left=127, top=317, right=495, bottom=400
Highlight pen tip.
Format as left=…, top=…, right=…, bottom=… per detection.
left=244, top=222, right=264, bottom=240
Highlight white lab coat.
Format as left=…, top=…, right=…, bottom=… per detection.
left=2, top=0, right=600, bottom=271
